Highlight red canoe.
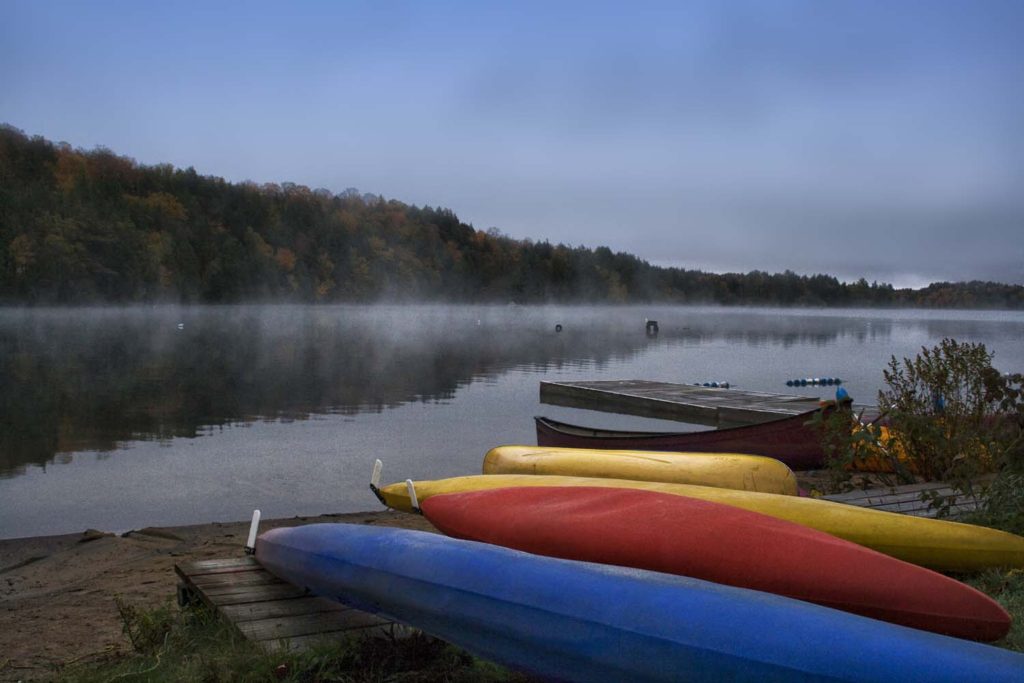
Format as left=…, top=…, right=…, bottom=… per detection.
left=535, top=412, right=828, bottom=470
left=421, top=486, right=1010, bottom=642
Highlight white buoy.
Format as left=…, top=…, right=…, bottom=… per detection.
left=244, top=509, right=261, bottom=555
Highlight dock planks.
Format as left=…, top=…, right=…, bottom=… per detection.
left=823, top=482, right=982, bottom=519
left=540, top=379, right=825, bottom=426
left=175, top=556, right=401, bottom=652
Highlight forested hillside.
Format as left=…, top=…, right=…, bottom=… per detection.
left=2, top=126, right=1021, bottom=308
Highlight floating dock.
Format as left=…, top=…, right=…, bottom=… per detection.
left=540, top=379, right=825, bottom=426
left=175, top=556, right=402, bottom=652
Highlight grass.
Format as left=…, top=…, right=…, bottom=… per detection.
left=965, top=568, right=1024, bottom=653
left=58, top=600, right=528, bottom=683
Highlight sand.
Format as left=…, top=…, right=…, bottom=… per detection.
left=0, top=510, right=437, bottom=682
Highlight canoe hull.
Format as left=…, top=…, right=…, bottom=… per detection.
left=421, top=486, right=1010, bottom=641
left=256, top=523, right=1024, bottom=682
left=536, top=412, right=826, bottom=470
left=483, top=445, right=799, bottom=495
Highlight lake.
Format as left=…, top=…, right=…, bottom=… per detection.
left=2, top=304, right=1022, bottom=539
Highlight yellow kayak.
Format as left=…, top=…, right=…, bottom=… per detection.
left=483, top=445, right=798, bottom=495
left=375, top=474, right=1024, bottom=572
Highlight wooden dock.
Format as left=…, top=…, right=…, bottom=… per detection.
left=175, top=556, right=402, bottom=652
left=823, top=481, right=982, bottom=519
left=540, top=379, right=825, bottom=426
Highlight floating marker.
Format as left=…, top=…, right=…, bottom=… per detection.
left=787, top=377, right=843, bottom=387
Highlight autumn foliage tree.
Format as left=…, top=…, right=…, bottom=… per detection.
left=2, top=125, right=1022, bottom=307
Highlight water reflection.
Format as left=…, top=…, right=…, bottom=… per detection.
left=3, top=305, right=1020, bottom=478
left=0, top=306, right=656, bottom=475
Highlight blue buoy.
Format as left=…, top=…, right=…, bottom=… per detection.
left=799, top=379, right=808, bottom=386
left=786, top=380, right=794, bottom=387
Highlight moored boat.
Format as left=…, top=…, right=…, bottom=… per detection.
left=420, top=486, right=1010, bottom=641
left=535, top=413, right=828, bottom=470
left=256, top=523, right=1024, bottom=682
left=483, top=445, right=799, bottom=495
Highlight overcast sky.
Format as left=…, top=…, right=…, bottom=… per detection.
left=2, top=0, right=1022, bottom=287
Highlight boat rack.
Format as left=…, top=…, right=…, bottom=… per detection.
left=174, top=556, right=406, bottom=652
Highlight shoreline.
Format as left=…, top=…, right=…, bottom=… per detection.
left=0, top=510, right=437, bottom=682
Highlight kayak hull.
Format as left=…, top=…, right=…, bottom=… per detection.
left=256, top=523, right=1024, bottom=682
left=375, top=474, right=1024, bottom=571
left=483, top=445, right=799, bottom=495
left=421, top=486, right=1010, bottom=641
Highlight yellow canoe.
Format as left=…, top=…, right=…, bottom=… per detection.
left=482, top=445, right=798, bottom=495
left=376, top=474, right=1024, bottom=572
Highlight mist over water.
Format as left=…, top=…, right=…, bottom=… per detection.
left=2, top=304, right=1023, bottom=539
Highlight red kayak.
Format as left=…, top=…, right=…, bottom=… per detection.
left=421, top=486, right=1010, bottom=642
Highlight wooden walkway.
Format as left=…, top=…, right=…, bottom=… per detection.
left=540, top=379, right=825, bottom=426
left=823, top=481, right=983, bottom=518
left=175, top=556, right=402, bottom=652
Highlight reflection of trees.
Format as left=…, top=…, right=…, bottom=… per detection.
left=0, top=307, right=647, bottom=475
left=0, top=306, right=904, bottom=476
left=652, top=313, right=893, bottom=349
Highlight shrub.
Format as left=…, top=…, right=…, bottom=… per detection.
left=816, top=339, right=1023, bottom=520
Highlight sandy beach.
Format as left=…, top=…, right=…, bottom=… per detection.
left=0, top=510, right=438, bottom=681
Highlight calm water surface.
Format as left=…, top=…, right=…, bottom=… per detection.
left=2, top=304, right=1022, bottom=539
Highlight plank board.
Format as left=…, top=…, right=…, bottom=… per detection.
left=175, top=555, right=399, bottom=651
left=822, top=482, right=982, bottom=519
left=540, top=379, right=825, bottom=426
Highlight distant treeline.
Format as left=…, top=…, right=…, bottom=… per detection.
left=2, top=125, right=1022, bottom=308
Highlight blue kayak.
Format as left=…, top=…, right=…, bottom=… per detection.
left=256, top=523, right=1024, bottom=682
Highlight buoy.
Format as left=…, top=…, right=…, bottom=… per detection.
left=645, top=320, right=659, bottom=337
left=787, top=376, right=842, bottom=387
left=555, top=324, right=563, bottom=333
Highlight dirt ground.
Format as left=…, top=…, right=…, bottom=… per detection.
left=0, top=510, right=438, bottom=682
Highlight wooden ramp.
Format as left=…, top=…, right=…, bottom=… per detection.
left=823, top=482, right=982, bottom=519
left=540, top=379, right=825, bottom=426
left=175, top=556, right=402, bottom=652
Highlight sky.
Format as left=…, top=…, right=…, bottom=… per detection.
left=2, top=0, right=1022, bottom=287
